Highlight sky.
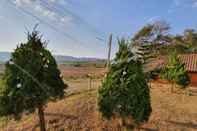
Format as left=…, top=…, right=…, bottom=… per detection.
left=0, top=0, right=197, bottom=58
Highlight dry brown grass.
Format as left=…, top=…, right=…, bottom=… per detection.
left=1, top=80, right=197, bottom=131
left=59, top=65, right=106, bottom=79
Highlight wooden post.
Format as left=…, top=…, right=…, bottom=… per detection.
left=87, top=74, right=93, bottom=111
left=89, top=76, right=92, bottom=91
left=87, top=74, right=92, bottom=91
left=107, top=34, right=112, bottom=70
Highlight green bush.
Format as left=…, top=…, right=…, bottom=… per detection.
left=0, top=30, right=67, bottom=131
left=98, top=39, right=152, bottom=127
left=160, top=52, right=190, bottom=88
left=176, top=73, right=190, bottom=88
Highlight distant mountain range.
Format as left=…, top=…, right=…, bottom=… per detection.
left=0, top=52, right=105, bottom=64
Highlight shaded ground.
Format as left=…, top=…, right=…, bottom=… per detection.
left=1, top=80, right=197, bottom=131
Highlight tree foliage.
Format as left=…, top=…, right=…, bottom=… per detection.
left=160, top=52, right=190, bottom=88
left=0, top=30, right=67, bottom=130
left=131, top=21, right=171, bottom=64
left=133, top=20, right=170, bottom=45
left=114, top=38, right=133, bottom=62
left=132, top=21, right=197, bottom=56
left=98, top=40, right=152, bottom=126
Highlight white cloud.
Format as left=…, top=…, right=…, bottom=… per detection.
left=192, top=1, right=197, bottom=7
left=60, top=16, right=73, bottom=23
left=34, top=4, right=42, bottom=12
left=147, top=16, right=161, bottom=23
left=58, top=0, right=68, bottom=5
left=48, top=0, right=67, bottom=5
left=172, top=0, right=197, bottom=8
left=49, top=0, right=57, bottom=3
left=34, top=4, right=56, bottom=20
left=169, top=0, right=197, bottom=12
left=14, top=0, right=34, bottom=7
left=13, top=0, right=73, bottom=25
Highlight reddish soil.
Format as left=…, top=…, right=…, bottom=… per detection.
left=59, top=65, right=106, bottom=78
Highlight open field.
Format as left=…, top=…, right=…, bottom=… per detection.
left=59, top=65, right=106, bottom=79
left=63, top=61, right=106, bottom=68
left=0, top=77, right=197, bottom=131
left=0, top=63, right=106, bottom=79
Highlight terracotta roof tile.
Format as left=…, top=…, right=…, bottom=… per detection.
left=145, top=54, right=197, bottom=72
left=179, top=54, right=197, bottom=72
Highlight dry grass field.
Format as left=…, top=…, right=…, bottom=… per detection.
left=0, top=66, right=197, bottom=131
left=59, top=65, right=106, bottom=79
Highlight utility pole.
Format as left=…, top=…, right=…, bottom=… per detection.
left=87, top=74, right=93, bottom=111
left=107, top=33, right=112, bottom=69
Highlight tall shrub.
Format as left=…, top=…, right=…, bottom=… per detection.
left=98, top=39, right=152, bottom=128
left=0, top=30, right=67, bottom=131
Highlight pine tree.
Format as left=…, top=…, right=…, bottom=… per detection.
left=114, top=38, right=133, bottom=62
left=98, top=39, right=152, bottom=128
left=0, top=30, right=67, bottom=131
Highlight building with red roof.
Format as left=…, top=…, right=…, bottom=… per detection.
left=146, top=54, right=197, bottom=86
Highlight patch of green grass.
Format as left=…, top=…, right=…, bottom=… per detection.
left=64, top=61, right=106, bottom=68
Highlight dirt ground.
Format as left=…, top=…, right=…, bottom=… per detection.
left=1, top=79, right=197, bottom=131
left=59, top=65, right=106, bottom=79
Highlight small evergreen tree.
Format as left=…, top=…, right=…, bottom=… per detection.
left=98, top=39, right=152, bottom=128
left=160, top=52, right=190, bottom=92
left=114, top=38, right=133, bottom=62
left=0, top=30, right=67, bottom=131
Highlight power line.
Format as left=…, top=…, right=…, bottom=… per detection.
left=40, top=0, right=107, bottom=40
left=6, top=0, right=89, bottom=49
